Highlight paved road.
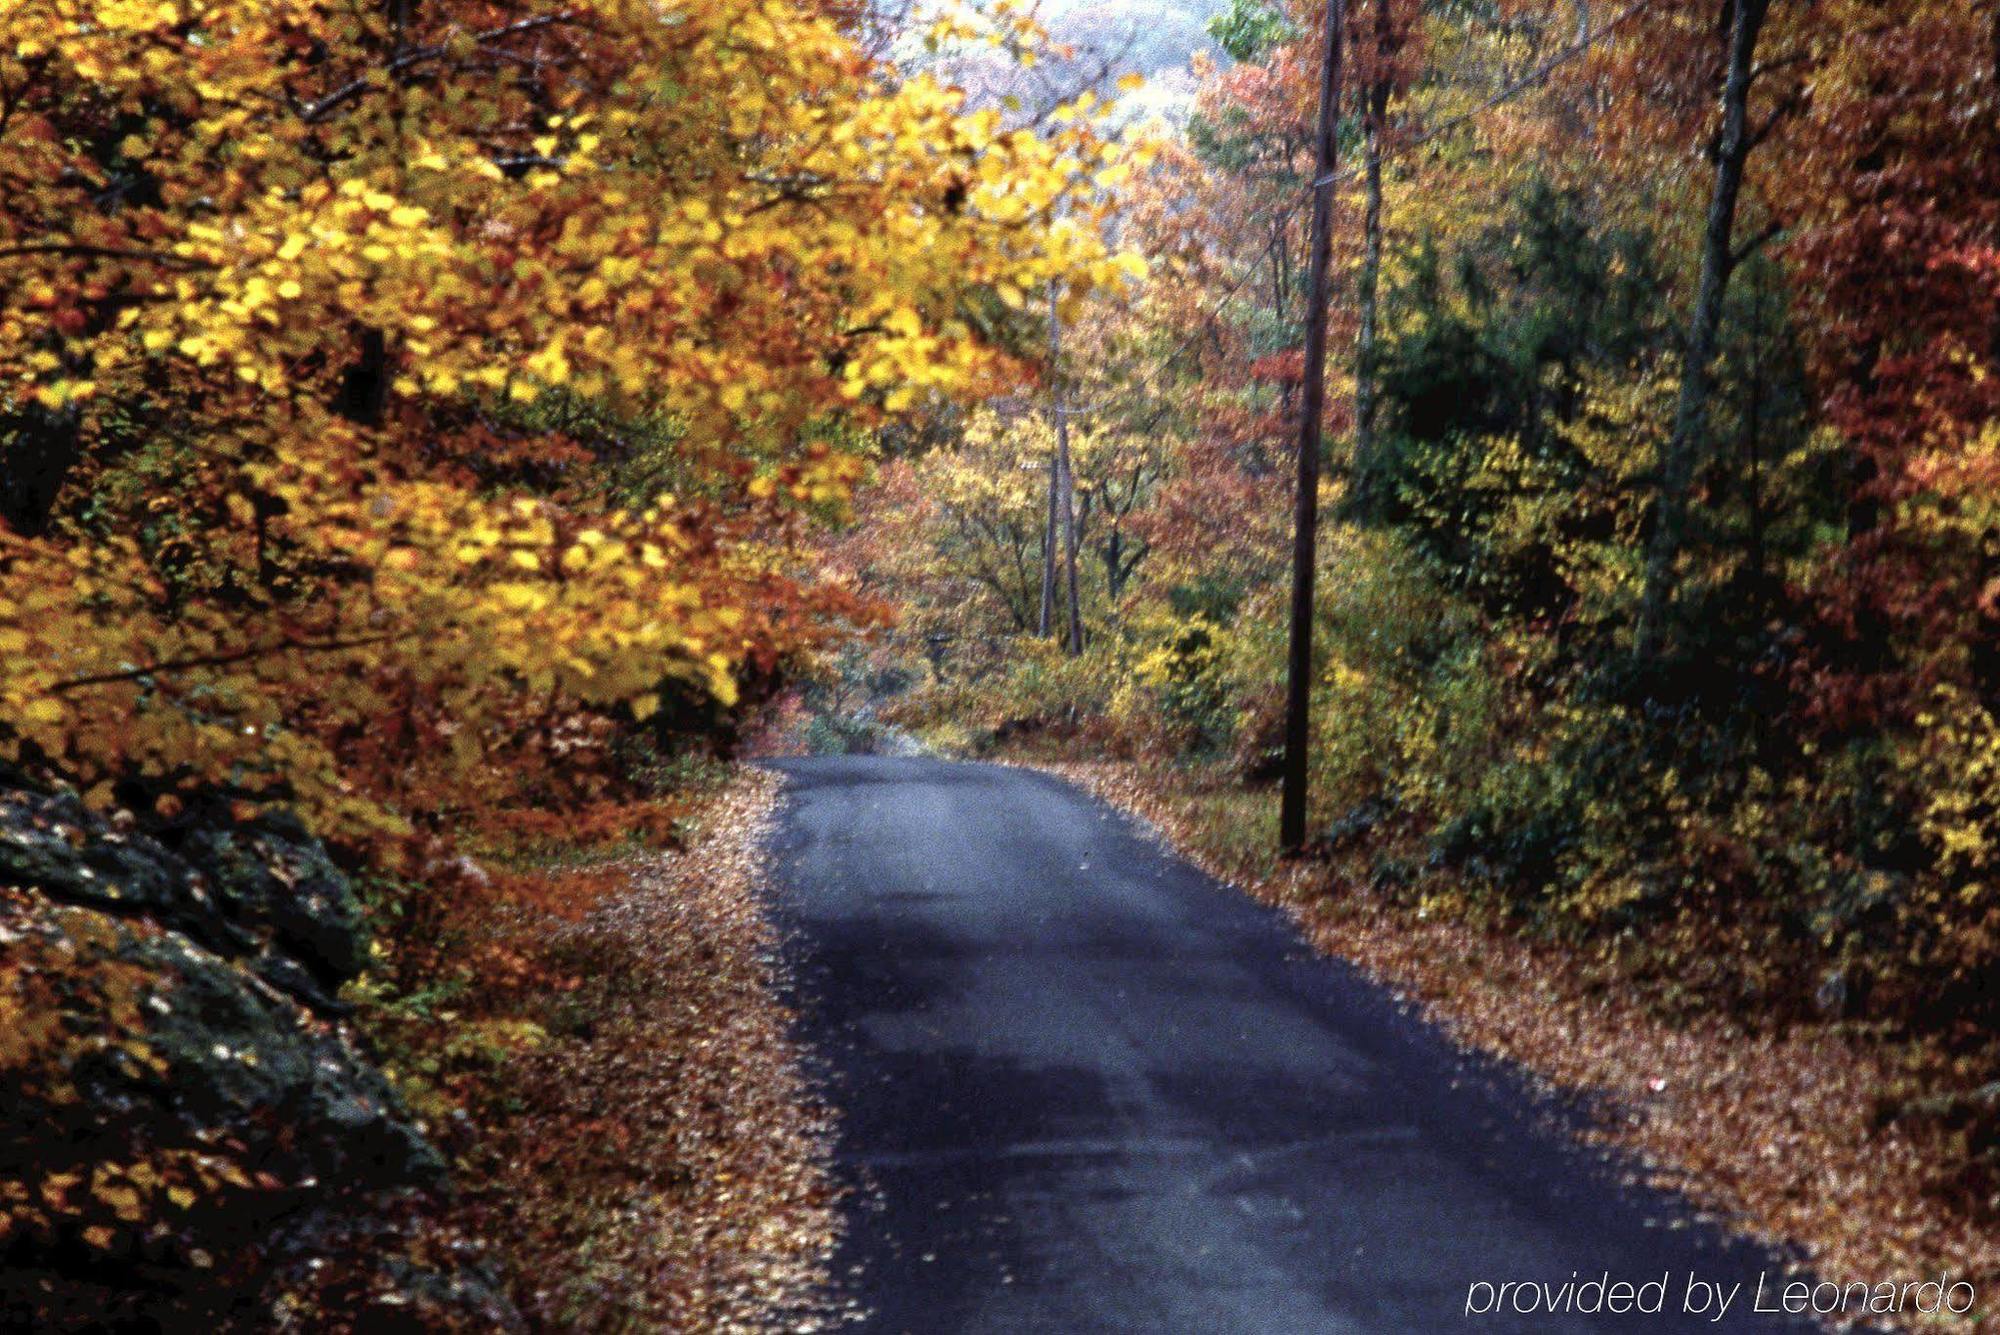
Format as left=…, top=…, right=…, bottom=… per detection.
left=766, top=756, right=1820, bottom=1334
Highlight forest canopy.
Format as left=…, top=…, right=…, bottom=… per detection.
left=0, top=0, right=1144, bottom=850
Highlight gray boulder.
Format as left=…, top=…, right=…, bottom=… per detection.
left=0, top=786, right=522, bottom=1332
left=0, top=789, right=367, bottom=1011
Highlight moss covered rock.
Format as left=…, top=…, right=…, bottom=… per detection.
left=0, top=789, right=521, bottom=1332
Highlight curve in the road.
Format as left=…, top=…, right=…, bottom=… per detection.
left=766, top=755, right=1825, bottom=1335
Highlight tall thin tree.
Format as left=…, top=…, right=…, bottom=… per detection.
left=1351, top=0, right=1398, bottom=508
left=1280, top=0, right=1349, bottom=853
left=1048, top=288, right=1085, bottom=655
left=1635, top=0, right=1772, bottom=660
left=1038, top=445, right=1058, bottom=638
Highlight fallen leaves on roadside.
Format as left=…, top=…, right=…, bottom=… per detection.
left=1039, top=760, right=2000, bottom=1335
left=449, top=770, right=844, bottom=1331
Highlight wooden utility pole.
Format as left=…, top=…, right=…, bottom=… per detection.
left=1048, top=291, right=1085, bottom=654
left=1280, top=0, right=1347, bottom=853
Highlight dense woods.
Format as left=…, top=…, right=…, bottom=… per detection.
left=7, top=0, right=2000, bottom=1326
left=837, top=0, right=2000, bottom=1244
left=0, top=0, right=1138, bottom=1325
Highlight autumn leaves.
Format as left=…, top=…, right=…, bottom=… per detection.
left=0, top=0, right=1147, bottom=849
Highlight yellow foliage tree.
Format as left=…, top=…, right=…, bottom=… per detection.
left=0, top=0, right=1142, bottom=842
left=0, top=0, right=1144, bottom=835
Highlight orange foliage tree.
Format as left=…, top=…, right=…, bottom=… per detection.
left=0, top=0, right=1144, bottom=848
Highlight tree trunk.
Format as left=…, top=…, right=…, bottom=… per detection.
left=1056, top=413, right=1084, bottom=655
left=1105, top=526, right=1123, bottom=601
left=337, top=326, right=390, bottom=427
left=1038, top=453, right=1058, bottom=639
left=1635, top=0, right=1770, bottom=661
left=1351, top=0, right=1394, bottom=511
left=1047, top=291, right=1084, bottom=655
left=1280, top=0, right=1348, bottom=853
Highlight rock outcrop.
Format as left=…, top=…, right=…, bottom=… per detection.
left=0, top=787, right=523, bottom=1332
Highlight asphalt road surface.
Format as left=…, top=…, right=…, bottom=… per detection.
left=766, top=756, right=1822, bottom=1334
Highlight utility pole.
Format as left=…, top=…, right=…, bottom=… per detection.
left=1280, top=0, right=1347, bottom=853
left=1048, top=290, right=1084, bottom=655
